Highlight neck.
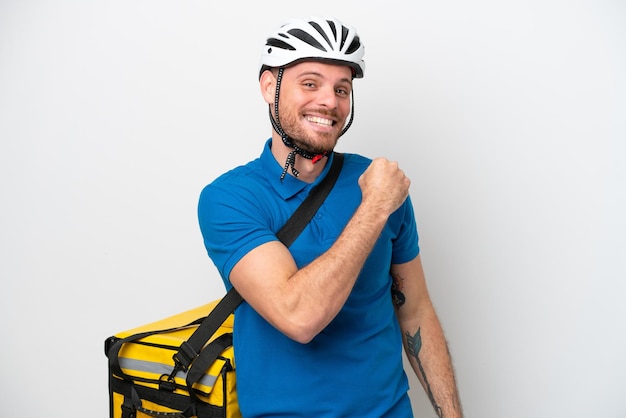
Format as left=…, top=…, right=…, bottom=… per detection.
left=270, top=132, right=328, bottom=183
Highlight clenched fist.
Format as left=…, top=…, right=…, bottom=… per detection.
left=358, top=158, right=410, bottom=217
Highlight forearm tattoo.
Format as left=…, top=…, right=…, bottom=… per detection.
left=406, top=328, right=444, bottom=418
left=391, top=272, right=406, bottom=308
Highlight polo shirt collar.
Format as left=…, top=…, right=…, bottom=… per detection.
left=260, top=138, right=335, bottom=201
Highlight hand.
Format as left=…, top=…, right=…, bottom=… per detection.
left=358, top=158, right=410, bottom=216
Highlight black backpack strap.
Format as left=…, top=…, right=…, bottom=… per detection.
left=172, top=152, right=344, bottom=370
left=185, top=332, right=233, bottom=400
left=277, top=152, right=344, bottom=246
left=172, top=289, right=243, bottom=369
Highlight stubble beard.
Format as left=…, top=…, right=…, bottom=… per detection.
left=278, top=105, right=342, bottom=155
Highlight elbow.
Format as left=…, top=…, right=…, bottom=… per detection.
left=278, top=315, right=322, bottom=345
left=264, top=293, right=331, bottom=344
left=290, top=329, right=317, bottom=345
left=285, top=333, right=315, bottom=345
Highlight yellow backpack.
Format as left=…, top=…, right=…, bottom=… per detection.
left=105, top=293, right=242, bottom=418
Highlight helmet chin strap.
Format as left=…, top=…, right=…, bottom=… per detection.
left=270, top=67, right=355, bottom=181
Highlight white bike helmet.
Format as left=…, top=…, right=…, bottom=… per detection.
left=259, top=17, right=365, bottom=79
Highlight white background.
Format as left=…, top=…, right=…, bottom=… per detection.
left=1, top=1, right=625, bottom=417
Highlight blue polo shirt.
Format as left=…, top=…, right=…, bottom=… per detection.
left=198, top=139, right=420, bottom=417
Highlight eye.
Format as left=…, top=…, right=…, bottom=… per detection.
left=335, top=87, right=350, bottom=97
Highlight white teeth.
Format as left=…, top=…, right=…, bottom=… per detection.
left=306, top=116, right=333, bottom=126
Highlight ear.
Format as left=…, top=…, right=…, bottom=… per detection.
left=259, top=69, right=277, bottom=105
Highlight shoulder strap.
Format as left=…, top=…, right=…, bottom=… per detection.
left=277, top=152, right=344, bottom=246
left=172, top=152, right=344, bottom=369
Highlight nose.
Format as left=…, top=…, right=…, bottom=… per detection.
left=317, top=86, right=338, bottom=109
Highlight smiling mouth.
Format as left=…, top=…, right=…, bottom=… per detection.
left=305, top=115, right=334, bottom=126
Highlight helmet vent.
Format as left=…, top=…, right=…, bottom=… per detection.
left=309, top=21, right=334, bottom=49
left=346, top=36, right=361, bottom=54
left=340, top=25, right=350, bottom=50
left=287, top=28, right=328, bottom=52
left=326, top=20, right=338, bottom=40
left=266, top=37, right=296, bottom=51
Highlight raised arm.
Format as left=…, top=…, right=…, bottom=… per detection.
left=391, top=256, right=463, bottom=418
left=229, top=158, right=409, bottom=344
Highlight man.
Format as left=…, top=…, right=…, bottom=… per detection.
left=198, top=16, right=463, bottom=417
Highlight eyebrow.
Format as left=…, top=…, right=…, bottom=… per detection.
left=296, top=71, right=353, bottom=85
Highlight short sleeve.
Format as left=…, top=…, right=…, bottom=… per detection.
left=390, top=194, right=420, bottom=265
left=197, top=179, right=277, bottom=287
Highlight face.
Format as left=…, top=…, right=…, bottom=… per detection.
left=266, top=61, right=353, bottom=155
